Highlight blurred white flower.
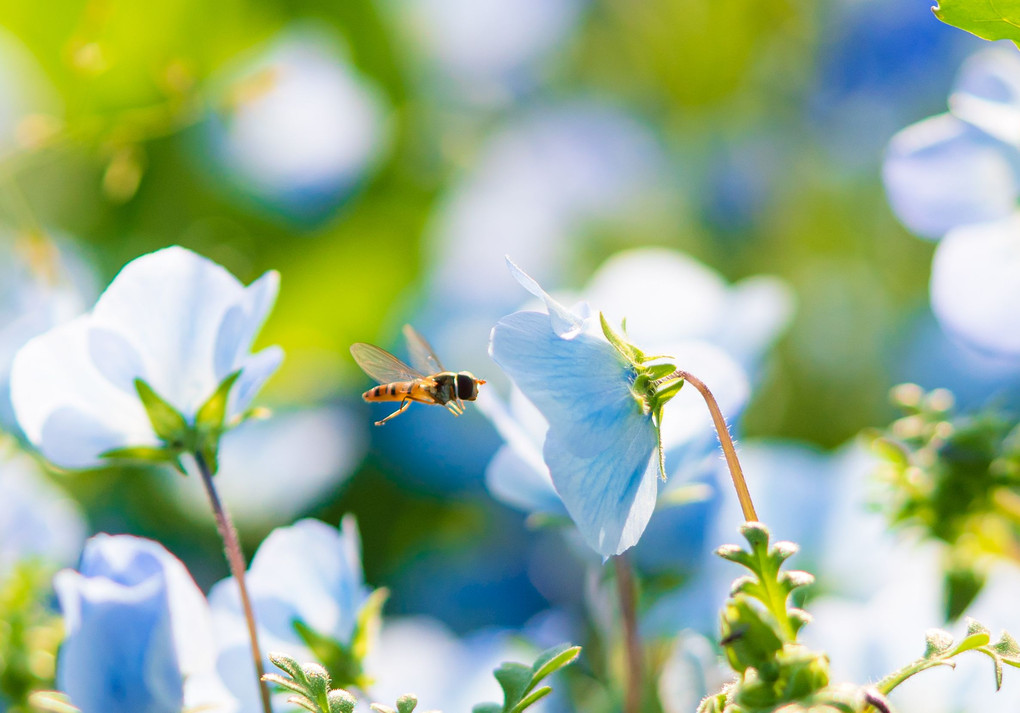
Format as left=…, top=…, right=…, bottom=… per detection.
left=389, top=0, right=585, bottom=103
left=0, top=236, right=96, bottom=433
left=164, top=406, right=367, bottom=529
left=209, top=26, right=390, bottom=219
left=366, top=617, right=548, bottom=712
left=11, top=246, right=281, bottom=469
left=0, top=442, right=86, bottom=578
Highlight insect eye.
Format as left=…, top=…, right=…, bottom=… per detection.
left=456, top=373, right=476, bottom=400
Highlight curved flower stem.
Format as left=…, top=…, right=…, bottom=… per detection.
left=666, top=369, right=758, bottom=522
left=613, top=555, right=642, bottom=713
left=194, top=451, right=273, bottom=713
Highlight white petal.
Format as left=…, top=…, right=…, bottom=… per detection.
left=90, top=246, right=248, bottom=415
left=883, top=113, right=1018, bottom=239
left=229, top=346, right=284, bottom=415
left=950, top=46, right=1020, bottom=146
left=213, top=270, right=280, bottom=380
left=930, top=214, right=1020, bottom=355
left=11, top=316, right=156, bottom=469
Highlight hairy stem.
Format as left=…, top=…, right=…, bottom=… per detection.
left=194, top=451, right=273, bottom=713
left=667, top=369, right=758, bottom=522
left=614, top=555, right=643, bottom=713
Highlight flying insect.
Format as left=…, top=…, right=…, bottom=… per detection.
left=350, top=325, right=486, bottom=425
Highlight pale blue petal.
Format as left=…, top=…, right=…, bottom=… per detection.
left=883, top=113, right=1019, bottom=239
left=950, top=46, right=1020, bottom=146
left=485, top=445, right=565, bottom=516
left=11, top=316, right=157, bottom=469
left=229, top=346, right=284, bottom=415
left=506, top=256, right=585, bottom=338
left=213, top=270, right=280, bottom=380
left=490, top=310, right=658, bottom=556
left=930, top=214, right=1020, bottom=356
left=89, top=246, right=248, bottom=415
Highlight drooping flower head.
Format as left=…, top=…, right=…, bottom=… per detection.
left=10, top=246, right=282, bottom=471
left=54, top=534, right=236, bottom=713
left=489, top=259, right=687, bottom=557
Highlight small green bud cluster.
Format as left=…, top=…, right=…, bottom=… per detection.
left=873, top=383, right=1020, bottom=618
left=263, top=653, right=358, bottom=713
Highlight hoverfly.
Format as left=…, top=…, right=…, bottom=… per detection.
left=350, top=325, right=486, bottom=426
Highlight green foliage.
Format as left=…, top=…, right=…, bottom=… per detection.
left=0, top=563, right=64, bottom=713
left=263, top=652, right=358, bottom=713
left=932, top=0, right=1020, bottom=44
left=872, top=384, right=1020, bottom=618
left=471, top=643, right=581, bottom=713
left=293, top=588, right=389, bottom=691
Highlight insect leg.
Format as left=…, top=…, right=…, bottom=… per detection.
left=443, top=402, right=463, bottom=417
left=375, top=400, right=412, bottom=426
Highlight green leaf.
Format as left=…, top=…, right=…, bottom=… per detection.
left=396, top=694, right=418, bottom=713
left=530, top=644, right=581, bottom=686
left=932, top=0, right=1020, bottom=44
left=134, top=379, right=188, bottom=442
left=195, top=370, right=241, bottom=431
left=288, top=696, right=320, bottom=713
left=328, top=689, right=357, bottom=713
left=471, top=705, right=502, bottom=713
left=99, top=445, right=176, bottom=464
left=28, top=692, right=80, bottom=713
left=494, top=662, right=532, bottom=707
left=263, top=673, right=309, bottom=696
left=509, top=686, right=551, bottom=713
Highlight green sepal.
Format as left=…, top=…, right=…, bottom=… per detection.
left=134, top=378, right=188, bottom=443
left=99, top=445, right=179, bottom=465
left=600, top=312, right=644, bottom=366
left=932, top=0, right=1020, bottom=44
left=195, top=370, right=241, bottom=432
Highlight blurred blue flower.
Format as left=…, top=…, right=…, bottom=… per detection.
left=386, top=0, right=585, bottom=105
left=209, top=517, right=370, bottom=711
left=203, top=25, right=391, bottom=223
left=0, top=443, right=86, bottom=578
left=54, top=534, right=235, bottom=713
left=0, top=235, right=97, bottom=435
left=884, top=47, right=1020, bottom=357
left=10, top=246, right=282, bottom=469
left=164, top=405, right=368, bottom=530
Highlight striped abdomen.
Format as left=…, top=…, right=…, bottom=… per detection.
left=363, top=380, right=434, bottom=403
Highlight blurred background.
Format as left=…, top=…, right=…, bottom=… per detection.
left=3, top=0, right=1020, bottom=709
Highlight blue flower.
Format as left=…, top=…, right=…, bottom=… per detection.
left=10, top=246, right=282, bottom=469
left=489, top=263, right=666, bottom=558
left=209, top=517, right=372, bottom=710
left=883, top=47, right=1020, bottom=356
left=53, top=534, right=235, bottom=713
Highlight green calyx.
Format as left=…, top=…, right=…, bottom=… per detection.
left=599, top=313, right=684, bottom=479
left=100, top=371, right=249, bottom=474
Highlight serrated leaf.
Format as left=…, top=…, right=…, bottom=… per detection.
left=530, top=644, right=580, bottom=685
left=995, top=631, right=1020, bottom=660
left=740, top=522, right=771, bottom=550
left=509, top=686, right=551, bottom=713
left=495, top=662, right=532, bottom=707
left=262, top=673, right=308, bottom=696
left=135, top=378, right=188, bottom=441
left=966, top=618, right=992, bottom=638
left=932, top=0, right=1020, bottom=44
left=195, top=370, right=241, bottom=431
left=269, top=652, right=306, bottom=682
left=288, top=696, right=320, bottom=713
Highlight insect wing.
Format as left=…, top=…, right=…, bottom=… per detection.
left=403, top=324, right=445, bottom=374
left=350, top=343, right=424, bottom=384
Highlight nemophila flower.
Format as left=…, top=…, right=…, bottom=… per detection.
left=485, top=252, right=779, bottom=558
left=164, top=406, right=368, bottom=530
left=0, top=443, right=85, bottom=578
left=884, top=47, right=1020, bottom=356
left=10, top=246, right=281, bottom=470
left=0, top=236, right=97, bottom=434
left=54, top=534, right=236, bottom=713
left=205, top=25, right=390, bottom=222
left=490, top=260, right=692, bottom=557
left=210, top=517, right=378, bottom=711
left=386, top=0, right=584, bottom=104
